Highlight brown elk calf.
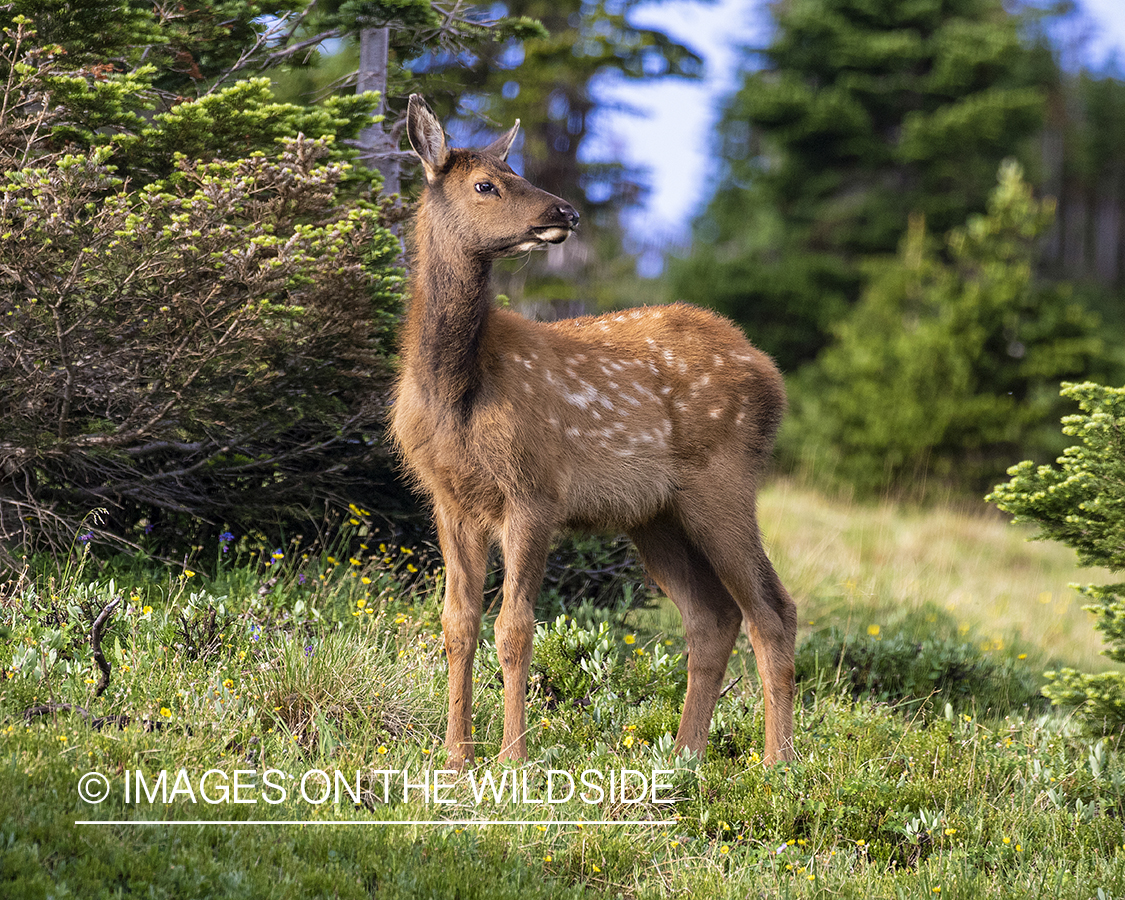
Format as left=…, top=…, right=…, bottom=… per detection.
left=390, top=94, right=797, bottom=770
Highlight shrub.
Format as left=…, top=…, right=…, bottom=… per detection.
left=0, top=141, right=403, bottom=559
left=987, top=381, right=1125, bottom=733
left=795, top=626, right=1043, bottom=715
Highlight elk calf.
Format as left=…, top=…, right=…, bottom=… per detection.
left=390, top=95, right=797, bottom=769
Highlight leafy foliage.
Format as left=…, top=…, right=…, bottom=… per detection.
left=783, top=162, right=1105, bottom=496
left=0, top=16, right=406, bottom=559
left=988, top=381, right=1125, bottom=733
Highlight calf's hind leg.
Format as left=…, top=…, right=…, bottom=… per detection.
left=675, top=480, right=797, bottom=763
left=629, top=515, right=743, bottom=758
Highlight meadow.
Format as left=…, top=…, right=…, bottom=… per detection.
left=2, top=481, right=1123, bottom=899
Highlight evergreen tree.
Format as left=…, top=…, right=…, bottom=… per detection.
left=988, top=381, right=1125, bottom=733
left=671, top=0, right=1050, bottom=369
left=1040, top=67, right=1125, bottom=313
left=783, top=162, right=1105, bottom=496
left=275, top=0, right=708, bottom=309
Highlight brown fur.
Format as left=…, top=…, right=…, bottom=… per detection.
left=390, top=95, right=797, bottom=769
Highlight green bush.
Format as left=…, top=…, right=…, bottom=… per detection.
left=988, top=381, right=1125, bottom=733
left=795, top=626, right=1043, bottom=715
left=0, top=16, right=407, bottom=561
left=0, top=142, right=403, bottom=558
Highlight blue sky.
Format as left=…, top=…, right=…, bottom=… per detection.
left=598, top=0, right=1125, bottom=239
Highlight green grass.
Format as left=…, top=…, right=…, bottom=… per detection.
left=2, top=484, right=1124, bottom=898
left=760, top=480, right=1120, bottom=672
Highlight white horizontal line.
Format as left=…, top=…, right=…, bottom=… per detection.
left=75, top=819, right=677, bottom=827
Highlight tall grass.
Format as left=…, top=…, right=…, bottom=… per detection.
left=759, top=480, right=1119, bottom=672
left=2, top=482, right=1124, bottom=899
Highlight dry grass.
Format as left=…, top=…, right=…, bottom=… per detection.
left=757, top=479, right=1119, bottom=672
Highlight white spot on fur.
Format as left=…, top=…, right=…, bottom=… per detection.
left=735, top=411, right=746, bottom=426
left=563, top=381, right=604, bottom=410
left=710, top=408, right=723, bottom=419
left=565, top=427, right=581, bottom=438
left=660, top=385, right=672, bottom=395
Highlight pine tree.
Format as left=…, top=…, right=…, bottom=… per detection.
left=784, top=162, right=1104, bottom=496
left=671, top=0, right=1051, bottom=370
left=987, top=382, right=1125, bottom=733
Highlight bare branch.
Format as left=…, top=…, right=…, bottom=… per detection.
left=257, top=28, right=342, bottom=70
left=91, top=595, right=121, bottom=698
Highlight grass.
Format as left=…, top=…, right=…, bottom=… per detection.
left=2, top=483, right=1124, bottom=898
left=760, top=480, right=1120, bottom=673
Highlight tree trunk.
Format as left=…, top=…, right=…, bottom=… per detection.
left=357, top=26, right=399, bottom=197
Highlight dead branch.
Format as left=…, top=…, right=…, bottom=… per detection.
left=91, top=594, right=121, bottom=698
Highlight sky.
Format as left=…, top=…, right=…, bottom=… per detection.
left=598, top=0, right=1125, bottom=243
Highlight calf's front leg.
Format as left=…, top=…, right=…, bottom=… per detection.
left=436, top=510, right=488, bottom=770
left=495, top=513, right=552, bottom=762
